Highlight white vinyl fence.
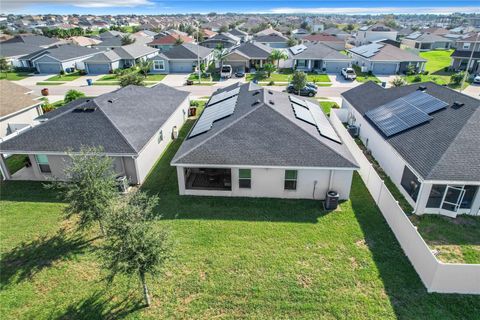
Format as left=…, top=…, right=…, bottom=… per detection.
left=331, top=109, right=480, bottom=294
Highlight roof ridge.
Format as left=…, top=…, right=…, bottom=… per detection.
left=173, top=90, right=265, bottom=164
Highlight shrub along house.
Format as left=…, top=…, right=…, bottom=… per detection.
left=171, top=82, right=358, bottom=200
left=148, top=43, right=213, bottom=74
left=341, top=81, right=480, bottom=217
left=0, top=84, right=190, bottom=184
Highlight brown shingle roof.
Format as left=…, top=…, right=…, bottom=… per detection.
left=0, top=80, right=41, bottom=117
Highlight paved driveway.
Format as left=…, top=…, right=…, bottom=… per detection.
left=461, top=83, right=480, bottom=99
left=14, top=74, right=54, bottom=86
left=376, top=75, right=397, bottom=88
left=327, top=73, right=360, bottom=88
left=162, top=74, right=189, bottom=87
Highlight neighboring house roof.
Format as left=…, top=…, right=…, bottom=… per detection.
left=172, top=82, right=358, bottom=169
left=303, top=33, right=342, bottom=42
left=342, top=81, right=480, bottom=181
left=95, top=36, right=124, bottom=47
left=405, top=32, right=452, bottom=43
left=451, top=50, right=480, bottom=59
left=292, top=43, right=350, bottom=60
left=28, top=44, right=104, bottom=62
left=151, top=43, right=212, bottom=60
left=133, top=30, right=157, bottom=38
left=359, top=24, right=394, bottom=32
left=228, top=28, right=248, bottom=37
left=113, top=43, right=158, bottom=59
left=148, top=33, right=193, bottom=45
left=0, top=42, right=44, bottom=58
left=98, top=30, right=125, bottom=39
left=228, top=42, right=273, bottom=59
left=254, top=34, right=288, bottom=43
left=0, top=80, right=40, bottom=118
left=255, top=28, right=283, bottom=37
left=0, top=84, right=190, bottom=155
left=202, top=29, right=217, bottom=38
left=349, top=43, right=426, bottom=62
left=323, top=27, right=348, bottom=36
left=1, top=34, right=59, bottom=47
left=422, top=27, right=449, bottom=35
left=205, top=32, right=240, bottom=43
left=83, top=50, right=122, bottom=63
left=69, top=36, right=101, bottom=46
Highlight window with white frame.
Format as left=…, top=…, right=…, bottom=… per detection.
left=284, top=170, right=297, bottom=190
left=239, top=169, right=251, bottom=188
left=463, top=42, right=471, bottom=50
left=153, top=60, right=165, bottom=70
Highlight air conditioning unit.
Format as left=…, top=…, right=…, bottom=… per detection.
left=116, top=175, right=129, bottom=193
left=172, top=126, right=178, bottom=139
left=347, top=124, right=360, bottom=137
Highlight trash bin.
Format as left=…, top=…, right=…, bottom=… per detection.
left=381, top=81, right=387, bottom=88
left=86, top=79, right=93, bottom=86
left=41, top=88, right=49, bottom=96
left=188, top=107, right=197, bottom=117
left=347, top=124, right=359, bottom=138
left=325, top=191, right=339, bottom=210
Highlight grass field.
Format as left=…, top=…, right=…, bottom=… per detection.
left=247, top=71, right=331, bottom=83
left=352, top=65, right=381, bottom=84
left=46, top=71, right=82, bottom=82
left=1, top=121, right=479, bottom=319
left=318, top=101, right=339, bottom=115
left=0, top=71, right=31, bottom=81
left=410, top=215, right=480, bottom=264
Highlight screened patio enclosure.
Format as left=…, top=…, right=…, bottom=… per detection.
left=184, top=168, right=232, bottom=191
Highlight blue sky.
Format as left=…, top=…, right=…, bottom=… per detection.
left=2, top=0, right=479, bottom=15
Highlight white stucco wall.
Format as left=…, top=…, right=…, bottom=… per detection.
left=135, top=97, right=189, bottom=184
left=176, top=166, right=355, bottom=200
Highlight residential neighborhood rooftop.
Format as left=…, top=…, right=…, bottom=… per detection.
left=0, top=80, right=40, bottom=117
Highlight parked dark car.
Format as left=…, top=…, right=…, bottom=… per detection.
left=306, top=82, right=318, bottom=89
left=286, top=84, right=317, bottom=97
left=235, top=70, right=245, bottom=78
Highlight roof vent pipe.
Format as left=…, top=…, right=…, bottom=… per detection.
left=417, top=85, right=427, bottom=91
left=452, top=101, right=465, bottom=108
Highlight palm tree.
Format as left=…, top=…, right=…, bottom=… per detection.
left=214, top=49, right=227, bottom=72
left=269, top=49, right=289, bottom=69
left=138, top=60, right=153, bottom=78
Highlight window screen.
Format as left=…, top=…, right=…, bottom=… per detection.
left=284, top=170, right=297, bottom=190
left=400, top=166, right=421, bottom=201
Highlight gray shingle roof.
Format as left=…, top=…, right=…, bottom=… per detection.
left=160, top=43, right=212, bottom=60
left=232, top=42, right=272, bottom=59
left=349, top=43, right=426, bottom=62
left=83, top=50, right=122, bottom=63
left=0, top=84, right=190, bottom=155
left=254, top=34, right=288, bottom=43
left=293, top=43, right=351, bottom=60
left=0, top=42, right=43, bottom=57
left=172, top=83, right=357, bottom=169
left=2, top=34, right=59, bottom=47
left=112, top=43, right=158, bottom=59
left=342, top=81, right=480, bottom=181
left=29, top=44, right=104, bottom=62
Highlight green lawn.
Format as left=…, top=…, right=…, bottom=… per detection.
left=36, top=82, right=66, bottom=86
left=1, top=121, right=479, bottom=318
left=0, top=71, right=31, bottom=81
left=352, top=65, right=381, bottom=84
left=410, top=215, right=480, bottom=264
left=92, top=81, right=120, bottom=86
left=247, top=71, right=330, bottom=83
left=46, top=71, right=82, bottom=82
left=145, top=74, right=166, bottom=81
left=307, top=73, right=330, bottom=82
left=5, top=155, right=28, bottom=175
left=98, top=73, right=165, bottom=83
left=98, top=74, right=117, bottom=81
left=318, top=101, right=339, bottom=115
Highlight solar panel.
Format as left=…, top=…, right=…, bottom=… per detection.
left=350, top=43, right=383, bottom=58
left=292, top=104, right=315, bottom=125
left=402, top=90, right=448, bottom=114
left=289, top=95, right=307, bottom=107
left=189, top=95, right=238, bottom=138
left=306, top=101, right=342, bottom=143
left=208, top=87, right=240, bottom=106
left=290, top=44, right=307, bottom=55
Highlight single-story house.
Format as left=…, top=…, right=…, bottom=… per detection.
left=302, top=33, right=346, bottom=51
left=254, top=28, right=283, bottom=37
left=0, top=80, right=43, bottom=139
left=0, top=34, right=64, bottom=68
left=95, top=34, right=152, bottom=50
left=348, top=43, right=426, bottom=74
left=401, top=32, right=452, bottom=51
left=254, top=34, right=289, bottom=48
left=171, top=82, right=358, bottom=199
left=24, top=44, right=105, bottom=74
left=147, top=33, right=194, bottom=52
left=450, top=34, right=480, bottom=73
left=322, top=28, right=349, bottom=40
left=200, top=33, right=240, bottom=49
left=83, top=43, right=158, bottom=74
left=0, top=84, right=190, bottom=184
left=223, top=42, right=291, bottom=72
left=149, top=43, right=213, bottom=74
left=290, top=43, right=352, bottom=73
left=228, top=28, right=250, bottom=42
left=341, top=81, right=480, bottom=217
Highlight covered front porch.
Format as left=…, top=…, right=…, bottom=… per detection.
left=294, top=59, right=323, bottom=72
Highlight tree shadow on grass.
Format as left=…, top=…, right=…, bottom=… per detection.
left=0, top=229, right=93, bottom=288
left=54, top=291, right=146, bottom=320
left=0, top=181, right=61, bottom=203
left=349, top=174, right=480, bottom=319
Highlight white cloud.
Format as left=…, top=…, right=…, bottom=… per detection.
left=268, top=6, right=479, bottom=15
left=1, top=0, right=154, bottom=11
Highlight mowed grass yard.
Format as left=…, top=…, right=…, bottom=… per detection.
left=1, top=120, right=479, bottom=319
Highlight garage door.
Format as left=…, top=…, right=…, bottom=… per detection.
left=372, top=63, right=397, bottom=75
left=86, top=63, right=111, bottom=74
left=324, top=61, right=349, bottom=73
left=170, top=62, right=193, bottom=73
left=37, top=63, right=62, bottom=74
left=229, top=62, right=246, bottom=72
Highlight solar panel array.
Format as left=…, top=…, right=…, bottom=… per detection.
left=365, top=91, right=448, bottom=137
left=290, top=44, right=307, bottom=55
left=349, top=43, right=384, bottom=58
left=406, top=32, right=421, bottom=40
left=189, top=88, right=240, bottom=138
left=290, top=95, right=342, bottom=143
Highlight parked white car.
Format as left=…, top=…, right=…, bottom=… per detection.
left=221, top=65, right=233, bottom=79
left=473, top=74, right=480, bottom=84
left=341, top=67, right=357, bottom=80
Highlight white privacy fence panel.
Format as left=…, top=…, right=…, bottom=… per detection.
left=331, top=109, right=480, bottom=294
